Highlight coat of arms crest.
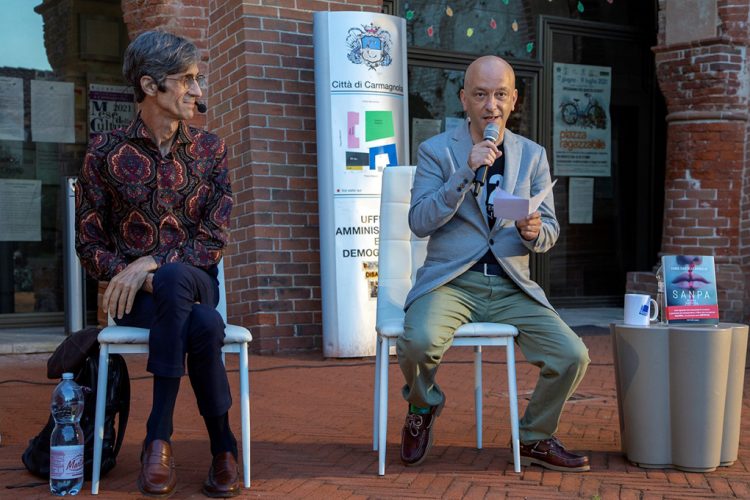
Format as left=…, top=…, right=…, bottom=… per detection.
left=346, top=23, right=393, bottom=70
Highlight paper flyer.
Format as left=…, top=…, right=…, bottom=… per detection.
left=492, top=179, right=557, bottom=220
left=31, top=80, right=75, bottom=144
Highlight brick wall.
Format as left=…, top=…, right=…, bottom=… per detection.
left=210, top=0, right=383, bottom=352
left=649, top=0, right=750, bottom=322
left=120, top=0, right=384, bottom=351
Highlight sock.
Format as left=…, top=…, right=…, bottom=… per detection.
left=409, top=404, right=431, bottom=415
left=145, top=375, right=180, bottom=446
left=204, top=412, right=238, bottom=458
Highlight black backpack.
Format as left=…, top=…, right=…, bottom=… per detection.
left=22, top=343, right=130, bottom=480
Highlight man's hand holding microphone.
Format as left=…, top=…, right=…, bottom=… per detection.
left=468, top=122, right=541, bottom=241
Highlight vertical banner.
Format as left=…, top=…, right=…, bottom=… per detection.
left=314, top=12, right=408, bottom=357
left=552, top=63, right=611, bottom=177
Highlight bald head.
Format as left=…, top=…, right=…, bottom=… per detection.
left=464, top=56, right=516, bottom=91
left=460, top=55, right=518, bottom=143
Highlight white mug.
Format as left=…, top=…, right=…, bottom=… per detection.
left=624, top=293, right=658, bottom=326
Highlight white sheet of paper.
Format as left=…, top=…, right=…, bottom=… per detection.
left=0, top=77, right=24, bottom=141
left=492, top=179, right=557, bottom=220
left=0, top=179, right=42, bottom=241
left=569, top=177, right=594, bottom=224
left=31, top=80, right=75, bottom=143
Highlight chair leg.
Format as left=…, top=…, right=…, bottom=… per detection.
left=91, top=344, right=111, bottom=494
left=373, top=335, right=381, bottom=451
left=506, top=339, right=521, bottom=473
left=238, top=343, right=251, bottom=488
left=377, top=337, right=390, bottom=476
left=474, top=345, right=483, bottom=449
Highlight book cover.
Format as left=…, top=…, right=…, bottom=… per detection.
left=662, top=255, right=719, bottom=325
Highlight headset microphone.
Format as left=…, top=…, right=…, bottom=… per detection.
left=472, top=123, right=501, bottom=197
left=196, top=101, right=207, bottom=113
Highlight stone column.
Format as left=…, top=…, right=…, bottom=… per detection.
left=634, top=0, right=750, bottom=322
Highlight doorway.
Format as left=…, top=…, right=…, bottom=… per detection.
left=539, top=16, right=665, bottom=307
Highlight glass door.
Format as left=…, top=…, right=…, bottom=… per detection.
left=540, top=16, right=665, bottom=306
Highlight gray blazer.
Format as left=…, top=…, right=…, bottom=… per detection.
left=404, top=120, right=559, bottom=311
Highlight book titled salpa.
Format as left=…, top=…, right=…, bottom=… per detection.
left=662, top=255, right=719, bottom=325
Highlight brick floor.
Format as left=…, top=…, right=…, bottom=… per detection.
left=0, top=333, right=748, bottom=499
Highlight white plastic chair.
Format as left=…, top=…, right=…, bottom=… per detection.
left=90, top=259, right=252, bottom=494
left=373, top=165, right=521, bottom=476
left=65, top=179, right=252, bottom=494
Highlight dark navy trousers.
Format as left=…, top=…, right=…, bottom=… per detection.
left=115, top=262, right=232, bottom=417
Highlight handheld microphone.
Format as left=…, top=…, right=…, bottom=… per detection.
left=472, top=123, right=500, bottom=197
left=196, top=101, right=207, bottom=113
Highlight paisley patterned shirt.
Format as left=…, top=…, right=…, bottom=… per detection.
left=75, top=114, right=233, bottom=281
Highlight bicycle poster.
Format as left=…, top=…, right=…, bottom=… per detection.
left=552, top=63, right=612, bottom=177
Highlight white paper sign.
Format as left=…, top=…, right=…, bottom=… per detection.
left=31, top=80, right=75, bottom=143
left=0, top=179, right=42, bottom=241
left=0, top=77, right=24, bottom=141
left=492, top=179, right=557, bottom=220
left=552, top=63, right=611, bottom=177
left=569, top=177, right=594, bottom=224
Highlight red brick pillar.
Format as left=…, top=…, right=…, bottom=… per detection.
left=650, top=1, right=750, bottom=322
left=210, top=0, right=382, bottom=352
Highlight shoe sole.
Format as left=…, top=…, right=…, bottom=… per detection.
left=520, top=456, right=590, bottom=472
left=137, top=476, right=177, bottom=498
left=201, top=486, right=241, bottom=498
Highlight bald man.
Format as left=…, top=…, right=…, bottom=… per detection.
left=397, top=56, right=590, bottom=472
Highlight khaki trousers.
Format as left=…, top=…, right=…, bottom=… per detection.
left=397, top=270, right=590, bottom=444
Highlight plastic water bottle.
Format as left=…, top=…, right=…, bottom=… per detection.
left=655, top=263, right=667, bottom=325
left=50, top=372, right=84, bottom=496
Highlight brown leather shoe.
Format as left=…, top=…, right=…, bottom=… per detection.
left=202, top=452, right=240, bottom=498
left=400, top=406, right=437, bottom=466
left=520, top=437, right=590, bottom=472
left=137, top=439, right=177, bottom=497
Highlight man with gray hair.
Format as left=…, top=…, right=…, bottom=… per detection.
left=76, top=30, right=239, bottom=497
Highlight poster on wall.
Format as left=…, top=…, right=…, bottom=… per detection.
left=552, top=63, right=611, bottom=177
left=568, top=177, right=594, bottom=224
left=314, top=11, right=408, bottom=357
left=0, top=179, right=41, bottom=241
left=0, top=77, right=24, bottom=141
left=31, top=80, right=75, bottom=144
left=88, top=84, right=135, bottom=136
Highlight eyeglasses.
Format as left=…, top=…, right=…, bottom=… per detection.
left=163, top=74, right=207, bottom=90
